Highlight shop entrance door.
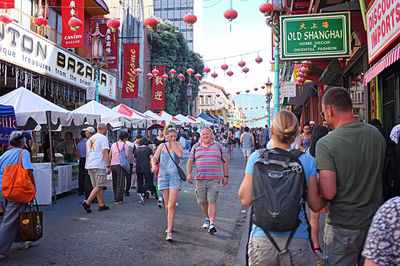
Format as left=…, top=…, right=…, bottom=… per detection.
left=382, top=72, right=400, bottom=133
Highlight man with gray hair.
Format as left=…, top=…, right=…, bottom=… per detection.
left=81, top=123, right=111, bottom=212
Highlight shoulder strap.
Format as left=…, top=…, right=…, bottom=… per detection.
left=17, top=150, right=24, bottom=166
left=192, top=142, right=199, bottom=160
left=165, top=144, right=180, bottom=168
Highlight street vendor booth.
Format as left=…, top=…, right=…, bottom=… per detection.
left=112, top=104, right=162, bottom=128
left=0, top=87, right=101, bottom=205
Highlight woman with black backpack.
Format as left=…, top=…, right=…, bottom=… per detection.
left=238, top=110, right=326, bottom=265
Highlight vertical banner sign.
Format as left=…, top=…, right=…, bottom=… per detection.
left=99, top=24, right=119, bottom=69
left=122, top=43, right=140, bottom=98
left=151, top=66, right=166, bottom=110
left=0, top=0, right=14, bottom=9
left=61, top=0, right=84, bottom=48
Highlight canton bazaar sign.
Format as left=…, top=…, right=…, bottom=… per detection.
left=280, top=12, right=351, bottom=60
left=366, top=0, right=400, bottom=63
left=0, top=23, right=116, bottom=100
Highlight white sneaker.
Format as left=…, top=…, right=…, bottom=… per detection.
left=203, top=218, right=210, bottom=229
left=208, top=222, right=217, bottom=235
left=158, top=198, right=163, bottom=208
left=138, top=194, right=145, bottom=205
left=166, top=232, right=173, bottom=241
left=20, top=241, right=34, bottom=250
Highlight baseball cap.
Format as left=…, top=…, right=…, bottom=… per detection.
left=309, top=121, right=316, bottom=125
left=83, top=126, right=96, bottom=134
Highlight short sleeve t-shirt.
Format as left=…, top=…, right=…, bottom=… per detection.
left=189, top=141, right=227, bottom=180
left=0, top=148, right=33, bottom=185
left=362, top=197, right=400, bottom=266
left=316, top=121, right=386, bottom=229
left=245, top=149, right=317, bottom=239
left=85, top=133, right=110, bottom=170
left=134, top=146, right=153, bottom=173
left=110, top=142, right=127, bottom=166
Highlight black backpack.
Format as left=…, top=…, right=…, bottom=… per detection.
left=251, top=148, right=311, bottom=253
left=382, top=140, right=400, bottom=200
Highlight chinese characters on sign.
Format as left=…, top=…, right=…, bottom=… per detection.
left=151, top=66, right=166, bottom=110
left=99, top=24, right=119, bottom=69
left=280, top=82, right=296, bottom=97
left=122, top=43, right=140, bottom=98
left=61, top=0, right=84, bottom=48
left=0, top=0, right=14, bottom=9
left=280, top=12, right=351, bottom=60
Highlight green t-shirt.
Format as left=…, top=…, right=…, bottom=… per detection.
left=316, top=121, right=386, bottom=229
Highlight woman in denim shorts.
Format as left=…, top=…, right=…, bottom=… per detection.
left=151, top=125, right=183, bottom=241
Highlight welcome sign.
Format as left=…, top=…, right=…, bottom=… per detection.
left=280, top=12, right=351, bottom=60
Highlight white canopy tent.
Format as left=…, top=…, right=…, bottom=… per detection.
left=112, top=104, right=162, bottom=128
left=144, top=110, right=167, bottom=126
left=174, top=114, right=195, bottom=127
left=0, top=87, right=100, bottom=130
left=157, top=111, right=184, bottom=126
left=74, top=100, right=144, bottom=129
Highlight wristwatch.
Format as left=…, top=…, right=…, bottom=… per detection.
left=224, top=175, right=229, bottom=178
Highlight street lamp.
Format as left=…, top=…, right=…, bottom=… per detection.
left=265, top=78, right=273, bottom=127
left=89, top=22, right=105, bottom=102
left=186, top=82, right=193, bottom=116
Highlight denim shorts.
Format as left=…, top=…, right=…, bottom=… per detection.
left=158, top=174, right=181, bottom=190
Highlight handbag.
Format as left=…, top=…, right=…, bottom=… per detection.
left=1, top=150, right=36, bottom=203
left=165, top=144, right=186, bottom=181
left=19, top=199, right=43, bottom=241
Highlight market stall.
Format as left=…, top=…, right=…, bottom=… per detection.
left=144, top=110, right=167, bottom=127
left=157, top=111, right=184, bottom=126
left=0, top=87, right=101, bottom=204
left=112, top=104, right=162, bottom=128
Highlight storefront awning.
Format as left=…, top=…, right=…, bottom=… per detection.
left=364, top=43, right=400, bottom=85
left=288, top=82, right=315, bottom=106
left=85, top=0, right=109, bottom=16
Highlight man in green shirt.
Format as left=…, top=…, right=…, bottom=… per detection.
left=316, top=87, right=385, bottom=265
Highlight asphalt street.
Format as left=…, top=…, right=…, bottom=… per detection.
left=1, top=147, right=248, bottom=266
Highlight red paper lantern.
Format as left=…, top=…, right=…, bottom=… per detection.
left=296, top=81, right=301, bottom=86
left=211, top=72, right=218, bottom=79
left=259, top=3, right=274, bottom=16
left=255, top=56, right=263, bottom=64
left=203, top=67, right=211, bottom=73
left=0, top=14, right=13, bottom=24
left=227, top=70, right=234, bottom=77
left=238, top=61, right=246, bottom=68
left=134, top=68, right=142, bottom=75
left=254, top=87, right=258, bottom=91
left=256, top=107, right=258, bottom=109
left=34, top=16, right=48, bottom=27
left=152, top=68, right=159, bottom=76
left=242, top=67, right=249, bottom=73
left=300, top=66, right=308, bottom=73
left=199, top=95, right=204, bottom=98
left=183, top=13, right=197, bottom=27
left=177, top=74, right=185, bottom=80
left=186, top=68, right=194, bottom=76
left=216, top=94, right=220, bottom=97
left=169, top=69, right=177, bottom=77
left=207, top=95, right=212, bottom=98
left=246, top=89, right=250, bottom=93
left=236, top=91, right=240, bottom=95
left=351, top=81, right=357, bottom=85
left=226, top=93, right=231, bottom=97
left=224, top=9, right=238, bottom=22
left=261, top=106, right=264, bottom=108
left=298, top=72, right=304, bottom=77
left=245, top=108, right=247, bottom=110
left=250, top=108, right=253, bottom=110
left=107, top=18, right=120, bottom=32
left=68, top=17, right=82, bottom=31
left=194, top=73, right=202, bottom=80
left=162, top=74, right=169, bottom=80
left=297, top=77, right=304, bottom=82
left=261, top=85, right=265, bottom=89
left=355, top=75, right=362, bottom=81
left=144, top=17, right=158, bottom=30
left=221, top=64, right=228, bottom=71
left=146, top=73, right=153, bottom=79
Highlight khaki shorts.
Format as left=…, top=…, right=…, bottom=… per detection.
left=88, top=168, right=108, bottom=187
left=195, top=179, right=221, bottom=205
left=242, top=148, right=252, bottom=158
left=248, top=237, right=316, bottom=266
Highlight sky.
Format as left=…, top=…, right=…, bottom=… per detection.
left=194, top=0, right=275, bottom=127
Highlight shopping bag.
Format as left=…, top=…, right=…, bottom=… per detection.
left=19, top=199, right=43, bottom=241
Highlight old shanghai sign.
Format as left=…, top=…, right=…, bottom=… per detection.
left=280, top=12, right=351, bottom=60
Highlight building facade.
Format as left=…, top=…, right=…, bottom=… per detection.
left=153, top=0, right=195, bottom=50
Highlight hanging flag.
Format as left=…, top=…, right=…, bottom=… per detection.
left=151, top=65, right=166, bottom=110
left=61, top=0, right=84, bottom=48
left=99, top=24, right=119, bottom=69
left=122, top=43, right=140, bottom=98
left=0, top=0, right=14, bottom=8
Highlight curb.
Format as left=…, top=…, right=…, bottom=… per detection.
left=235, top=208, right=250, bottom=266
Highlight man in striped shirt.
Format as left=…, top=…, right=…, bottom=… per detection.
left=187, top=128, right=229, bottom=235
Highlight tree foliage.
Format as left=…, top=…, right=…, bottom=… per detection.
left=148, top=20, right=204, bottom=115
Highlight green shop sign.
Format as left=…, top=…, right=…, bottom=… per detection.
left=280, top=12, right=351, bottom=60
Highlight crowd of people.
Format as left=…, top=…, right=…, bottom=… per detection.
left=0, top=87, right=400, bottom=265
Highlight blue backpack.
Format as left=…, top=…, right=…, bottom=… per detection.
left=117, top=143, right=130, bottom=173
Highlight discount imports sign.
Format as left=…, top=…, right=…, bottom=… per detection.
left=280, top=12, right=351, bottom=60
